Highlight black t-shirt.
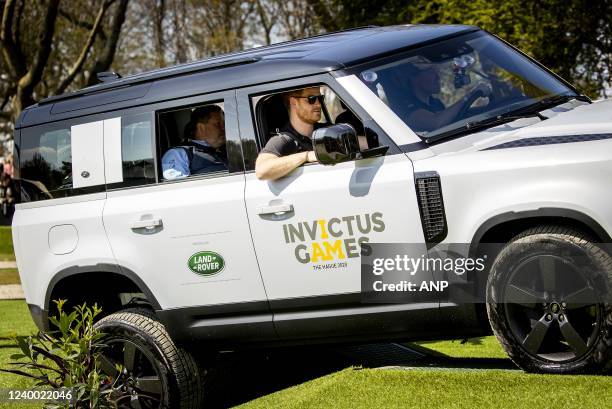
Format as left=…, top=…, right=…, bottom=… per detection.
left=260, top=123, right=322, bottom=157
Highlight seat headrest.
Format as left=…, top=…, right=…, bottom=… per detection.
left=261, top=94, right=289, bottom=144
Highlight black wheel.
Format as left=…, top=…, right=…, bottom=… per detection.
left=486, top=225, right=612, bottom=373
left=94, top=309, right=202, bottom=408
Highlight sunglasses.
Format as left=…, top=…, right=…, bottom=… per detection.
left=293, top=94, right=324, bottom=105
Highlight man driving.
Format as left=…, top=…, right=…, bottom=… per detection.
left=255, top=87, right=323, bottom=180
left=400, top=64, right=492, bottom=132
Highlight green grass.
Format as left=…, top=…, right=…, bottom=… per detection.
left=237, top=367, right=612, bottom=409
left=0, top=226, right=15, bottom=261
left=0, top=300, right=39, bottom=409
left=238, top=336, right=611, bottom=408
left=415, top=336, right=508, bottom=359
left=0, top=268, right=19, bottom=285
left=1, top=299, right=611, bottom=409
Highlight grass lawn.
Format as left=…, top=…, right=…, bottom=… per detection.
left=236, top=334, right=611, bottom=408
left=1, top=298, right=610, bottom=409
left=415, top=336, right=508, bottom=359
left=0, top=226, right=14, bottom=261
left=237, top=367, right=611, bottom=409
left=0, top=300, right=39, bottom=409
left=0, top=268, right=19, bottom=285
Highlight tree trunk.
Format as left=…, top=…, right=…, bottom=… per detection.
left=86, top=0, right=130, bottom=86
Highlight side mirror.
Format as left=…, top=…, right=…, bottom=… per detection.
left=312, top=124, right=360, bottom=165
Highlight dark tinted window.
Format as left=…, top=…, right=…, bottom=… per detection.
left=18, top=112, right=155, bottom=202
left=19, top=125, right=75, bottom=201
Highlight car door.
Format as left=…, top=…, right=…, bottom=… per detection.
left=237, top=76, right=439, bottom=340
left=102, top=93, right=274, bottom=341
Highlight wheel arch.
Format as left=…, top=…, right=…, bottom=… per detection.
left=469, top=208, right=610, bottom=258
left=40, top=264, right=162, bottom=330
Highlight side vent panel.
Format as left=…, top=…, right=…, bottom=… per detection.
left=415, top=171, right=448, bottom=246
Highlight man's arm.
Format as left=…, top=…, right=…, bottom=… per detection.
left=408, top=84, right=492, bottom=131
left=255, top=151, right=317, bottom=180
left=162, top=148, right=190, bottom=180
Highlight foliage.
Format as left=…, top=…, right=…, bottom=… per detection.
left=0, top=0, right=129, bottom=125
left=0, top=300, right=113, bottom=409
left=313, top=0, right=612, bottom=99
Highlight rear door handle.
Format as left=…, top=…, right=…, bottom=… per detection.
left=258, top=203, right=294, bottom=215
left=131, top=218, right=163, bottom=230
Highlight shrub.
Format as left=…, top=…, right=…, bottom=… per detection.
left=1, top=300, right=114, bottom=408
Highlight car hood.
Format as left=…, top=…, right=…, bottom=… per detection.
left=423, top=99, right=612, bottom=156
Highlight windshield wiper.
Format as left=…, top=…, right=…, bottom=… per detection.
left=425, top=111, right=545, bottom=144
left=512, top=93, right=590, bottom=117
left=425, top=93, right=590, bottom=144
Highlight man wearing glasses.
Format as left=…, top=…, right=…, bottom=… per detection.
left=255, top=87, right=323, bottom=180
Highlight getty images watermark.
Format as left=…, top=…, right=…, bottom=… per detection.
left=361, top=242, right=609, bottom=304
left=361, top=243, right=496, bottom=303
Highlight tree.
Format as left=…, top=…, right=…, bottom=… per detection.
left=0, top=0, right=129, bottom=129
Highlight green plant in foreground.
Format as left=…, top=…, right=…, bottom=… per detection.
left=0, top=300, right=114, bottom=408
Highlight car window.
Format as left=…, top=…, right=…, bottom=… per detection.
left=19, top=126, right=74, bottom=201
left=157, top=102, right=229, bottom=181
left=113, top=112, right=156, bottom=189
left=255, top=85, right=373, bottom=154
left=354, top=30, right=576, bottom=139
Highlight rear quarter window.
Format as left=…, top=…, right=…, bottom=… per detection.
left=19, top=124, right=75, bottom=202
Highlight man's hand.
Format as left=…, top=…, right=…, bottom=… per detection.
left=307, top=151, right=317, bottom=162
left=471, top=82, right=492, bottom=98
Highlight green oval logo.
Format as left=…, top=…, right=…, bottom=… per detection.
left=188, top=251, right=225, bottom=276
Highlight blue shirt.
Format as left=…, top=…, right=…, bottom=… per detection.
left=162, top=140, right=226, bottom=180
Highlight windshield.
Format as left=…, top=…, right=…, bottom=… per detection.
left=354, top=31, right=577, bottom=140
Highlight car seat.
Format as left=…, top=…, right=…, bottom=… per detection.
left=260, top=94, right=289, bottom=146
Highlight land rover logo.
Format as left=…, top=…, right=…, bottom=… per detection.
left=188, top=251, right=225, bottom=276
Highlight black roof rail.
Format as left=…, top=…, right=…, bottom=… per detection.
left=39, top=56, right=260, bottom=106
left=96, top=71, right=122, bottom=83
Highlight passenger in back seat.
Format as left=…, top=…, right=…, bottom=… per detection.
left=161, top=105, right=227, bottom=180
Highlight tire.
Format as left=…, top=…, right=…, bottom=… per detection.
left=486, top=225, right=612, bottom=374
left=94, top=309, right=202, bottom=408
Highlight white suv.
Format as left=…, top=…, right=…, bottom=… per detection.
left=12, top=25, right=612, bottom=407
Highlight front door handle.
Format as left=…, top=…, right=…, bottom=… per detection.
left=258, top=203, right=294, bottom=215
left=131, top=218, right=163, bottom=230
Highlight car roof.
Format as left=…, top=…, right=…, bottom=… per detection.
left=17, top=24, right=477, bottom=129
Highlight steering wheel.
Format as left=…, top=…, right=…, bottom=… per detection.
left=455, top=90, right=485, bottom=122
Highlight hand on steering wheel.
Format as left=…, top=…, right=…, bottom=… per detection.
left=456, top=83, right=492, bottom=121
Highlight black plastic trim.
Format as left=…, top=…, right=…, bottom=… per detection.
left=399, top=141, right=429, bottom=153
left=469, top=208, right=612, bottom=257
left=45, top=263, right=162, bottom=311
left=156, top=300, right=276, bottom=344
left=156, top=294, right=487, bottom=346
left=269, top=292, right=360, bottom=312
left=28, top=303, right=49, bottom=332
left=414, top=171, right=448, bottom=247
